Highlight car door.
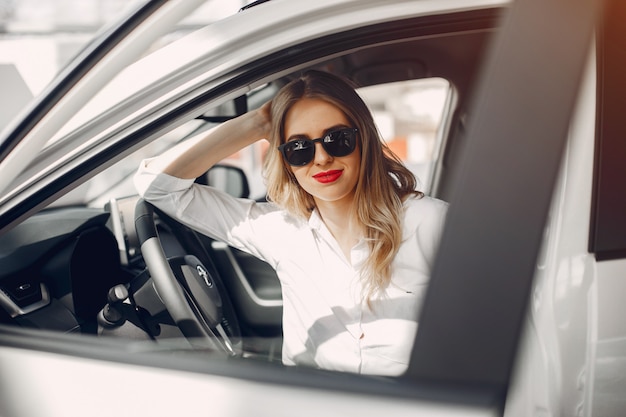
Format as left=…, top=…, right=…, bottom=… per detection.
left=0, top=0, right=599, bottom=416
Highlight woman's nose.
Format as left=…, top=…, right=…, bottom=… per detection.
left=313, top=142, right=333, bottom=165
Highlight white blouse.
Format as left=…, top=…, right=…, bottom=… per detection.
left=134, top=159, right=448, bottom=376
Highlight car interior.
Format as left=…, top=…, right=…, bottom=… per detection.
left=0, top=5, right=505, bottom=366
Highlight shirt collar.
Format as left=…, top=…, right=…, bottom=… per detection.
left=308, top=208, right=368, bottom=256
left=308, top=208, right=325, bottom=231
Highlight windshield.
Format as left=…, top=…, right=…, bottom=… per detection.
left=0, top=0, right=243, bottom=117
left=0, top=0, right=250, bottom=208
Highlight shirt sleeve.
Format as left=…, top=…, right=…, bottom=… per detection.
left=408, top=196, right=449, bottom=271
left=133, top=158, right=282, bottom=267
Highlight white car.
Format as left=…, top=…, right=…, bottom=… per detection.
left=0, top=0, right=622, bottom=416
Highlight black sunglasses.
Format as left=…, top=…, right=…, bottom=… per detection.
left=277, top=128, right=358, bottom=166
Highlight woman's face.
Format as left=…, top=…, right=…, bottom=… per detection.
left=283, top=98, right=361, bottom=208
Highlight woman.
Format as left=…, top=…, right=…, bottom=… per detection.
left=135, top=70, right=448, bottom=375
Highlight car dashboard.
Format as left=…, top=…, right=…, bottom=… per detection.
left=0, top=205, right=131, bottom=333
left=0, top=195, right=283, bottom=363
left=0, top=193, right=190, bottom=335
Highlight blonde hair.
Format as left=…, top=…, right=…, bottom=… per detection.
left=264, top=71, right=422, bottom=300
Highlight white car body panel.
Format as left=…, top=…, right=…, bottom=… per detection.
left=1, top=0, right=623, bottom=416
left=506, top=48, right=626, bottom=416
left=505, top=50, right=597, bottom=417
left=0, top=345, right=498, bottom=417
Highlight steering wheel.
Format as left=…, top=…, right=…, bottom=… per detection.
left=134, top=199, right=241, bottom=355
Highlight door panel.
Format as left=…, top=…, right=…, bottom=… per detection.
left=208, top=239, right=282, bottom=333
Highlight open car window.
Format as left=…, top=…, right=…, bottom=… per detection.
left=47, top=74, right=453, bottom=208
left=357, top=78, right=452, bottom=195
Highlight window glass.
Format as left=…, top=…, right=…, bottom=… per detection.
left=0, top=0, right=244, bottom=99
left=357, top=78, right=451, bottom=195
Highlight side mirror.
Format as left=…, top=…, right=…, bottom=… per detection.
left=196, top=164, right=250, bottom=199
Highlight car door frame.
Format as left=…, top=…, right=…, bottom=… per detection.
left=0, top=0, right=600, bottom=414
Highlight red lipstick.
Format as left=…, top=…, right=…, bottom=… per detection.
left=313, top=169, right=343, bottom=183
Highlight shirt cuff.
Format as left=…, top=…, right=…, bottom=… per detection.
left=134, top=157, right=196, bottom=199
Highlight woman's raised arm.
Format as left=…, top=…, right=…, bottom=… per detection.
left=147, top=101, right=271, bottom=179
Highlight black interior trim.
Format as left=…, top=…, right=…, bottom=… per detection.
left=589, top=0, right=626, bottom=260
left=0, top=209, right=111, bottom=275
